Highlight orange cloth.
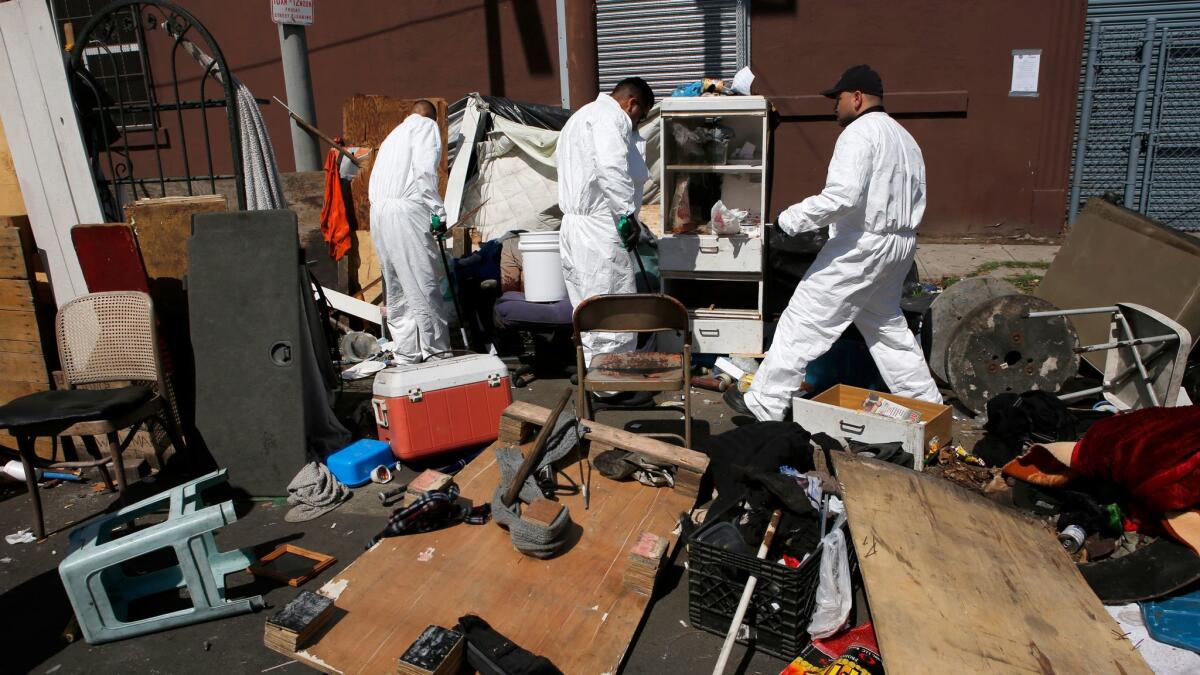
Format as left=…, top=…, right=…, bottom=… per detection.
left=320, top=148, right=352, bottom=261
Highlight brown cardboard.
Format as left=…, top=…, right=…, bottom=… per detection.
left=1037, top=199, right=1200, bottom=370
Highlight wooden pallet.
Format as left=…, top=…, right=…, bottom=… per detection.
left=268, top=435, right=692, bottom=674
left=0, top=216, right=52, bottom=458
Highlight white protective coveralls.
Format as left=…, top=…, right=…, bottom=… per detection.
left=744, top=110, right=942, bottom=422
left=368, top=115, right=451, bottom=363
left=556, top=94, right=649, bottom=365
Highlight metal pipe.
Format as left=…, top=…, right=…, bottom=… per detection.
left=555, top=0, right=571, bottom=110
left=1124, top=19, right=1156, bottom=208
left=1058, top=386, right=1107, bottom=403
left=1069, top=20, right=1102, bottom=225
left=1027, top=306, right=1119, bottom=318
left=1140, top=27, right=1170, bottom=213
left=1075, top=333, right=1178, bottom=353
left=1113, top=311, right=1160, bottom=406
left=278, top=23, right=321, bottom=172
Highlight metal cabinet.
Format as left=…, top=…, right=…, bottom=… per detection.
left=656, top=95, right=770, bottom=355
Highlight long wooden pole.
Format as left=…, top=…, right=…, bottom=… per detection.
left=712, top=509, right=783, bottom=675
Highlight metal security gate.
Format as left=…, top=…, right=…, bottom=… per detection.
left=595, top=0, right=749, bottom=96
left=1070, top=7, right=1200, bottom=230
left=62, top=0, right=246, bottom=215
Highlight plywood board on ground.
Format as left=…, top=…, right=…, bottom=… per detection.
left=342, top=95, right=448, bottom=231
left=833, top=454, right=1151, bottom=674
left=272, top=440, right=692, bottom=674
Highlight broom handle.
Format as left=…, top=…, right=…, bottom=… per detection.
left=712, top=509, right=783, bottom=675
left=502, top=388, right=573, bottom=506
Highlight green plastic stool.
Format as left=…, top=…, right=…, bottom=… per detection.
left=58, top=469, right=264, bottom=644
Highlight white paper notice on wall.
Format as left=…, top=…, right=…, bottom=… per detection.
left=1010, top=49, right=1041, bottom=97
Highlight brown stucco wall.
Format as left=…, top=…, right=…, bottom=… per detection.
left=85, top=0, right=1083, bottom=238
left=751, top=1, right=1086, bottom=239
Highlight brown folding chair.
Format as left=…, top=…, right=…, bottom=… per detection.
left=573, top=293, right=693, bottom=448
left=0, top=291, right=186, bottom=538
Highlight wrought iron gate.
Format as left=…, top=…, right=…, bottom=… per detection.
left=64, top=0, right=245, bottom=215
left=1070, top=17, right=1200, bottom=230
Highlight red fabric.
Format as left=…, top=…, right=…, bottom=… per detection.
left=1072, top=405, right=1200, bottom=514
left=319, top=148, right=352, bottom=261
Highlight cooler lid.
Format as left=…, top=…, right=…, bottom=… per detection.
left=373, top=354, right=509, bottom=396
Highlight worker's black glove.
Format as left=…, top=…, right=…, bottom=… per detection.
left=617, top=214, right=641, bottom=251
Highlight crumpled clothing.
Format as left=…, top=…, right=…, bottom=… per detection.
left=1072, top=406, right=1200, bottom=515
left=286, top=462, right=350, bottom=522
left=319, top=148, right=352, bottom=260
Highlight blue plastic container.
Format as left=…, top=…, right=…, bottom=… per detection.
left=326, top=439, right=394, bottom=487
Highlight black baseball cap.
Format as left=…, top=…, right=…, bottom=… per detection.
left=821, top=64, right=884, bottom=98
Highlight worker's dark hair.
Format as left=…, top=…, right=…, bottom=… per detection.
left=611, top=77, right=655, bottom=110
left=413, top=99, right=437, bottom=119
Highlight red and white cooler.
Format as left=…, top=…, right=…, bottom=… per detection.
left=371, top=354, right=513, bottom=461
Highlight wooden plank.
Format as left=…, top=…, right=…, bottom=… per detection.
left=281, top=171, right=348, bottom=293
left=0, top=0, right=101, bottom=304
left=0, top=337, right=40, bottom=354
left=0, top=217, right=34, bottom=280
left=350, top=229, right=381, bottom=297
left=0, top=308, right=38, bottom=341
left=0, top=349, right=46, bottom=382
left=0, top=277, right=32, bottom=310
left=0, top=378, right=47, bottom=402
left=0, top=113, right=27, bottom=216
left=272, top=440, right=692, bottom=674
left=342, top=96, right=448, bottom=231
left=833, top=454, right=1152, bottom=674
left=124, top=194, right=227, bottom=284
left=502, top=400, right=709, bottom=474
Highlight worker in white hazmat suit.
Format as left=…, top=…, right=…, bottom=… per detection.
left=725, top=65, right=942, bottom=422
left=368, top=100, right=451, bottom=364
left=556, top=77, right=655, bottom=375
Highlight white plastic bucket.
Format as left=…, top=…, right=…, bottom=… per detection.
left=518, top=231, right=568, bottom=303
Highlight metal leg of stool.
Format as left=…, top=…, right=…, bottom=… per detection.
left=17, top=434, right=45, bottom=540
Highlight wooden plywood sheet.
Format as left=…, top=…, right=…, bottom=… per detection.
left=275, top=441, right=692, bottom=674
left=1037, top=198, right=1200, bottom=371
left=280, top=171, right=347, bottom=293
left=342, top=96, right=448, bottom=231
left=124, top=194, right=228, bottom=283
left=834, top=454, right=1151, bottom=674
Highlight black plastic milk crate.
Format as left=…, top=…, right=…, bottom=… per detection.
left=686, top=520, right=857, bottom=660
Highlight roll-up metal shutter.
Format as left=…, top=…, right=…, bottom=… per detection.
left=595, top=0, right=749, bottom=97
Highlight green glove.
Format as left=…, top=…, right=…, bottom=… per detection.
left=430, top=214, right=447, bottom=236
left=617, top=214, right=640, bottom=251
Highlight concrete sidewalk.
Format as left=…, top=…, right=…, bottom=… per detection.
left=915, top=243, right=1059, bottom=282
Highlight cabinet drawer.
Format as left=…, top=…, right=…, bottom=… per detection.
left=660, top=317, right=762, bottom=355
left=658, top=234, right=763, bottom=273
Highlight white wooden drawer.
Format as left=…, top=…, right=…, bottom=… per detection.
left=660, top=317, right=762, bottom=355
left=658, top=234, right=763, bottom=273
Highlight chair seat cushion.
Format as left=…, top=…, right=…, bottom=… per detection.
left=0, top=385, right=154, bottom=430
left=495, top=291, right=574, bottom=328
left=586, top=352, right=684, bottom=388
